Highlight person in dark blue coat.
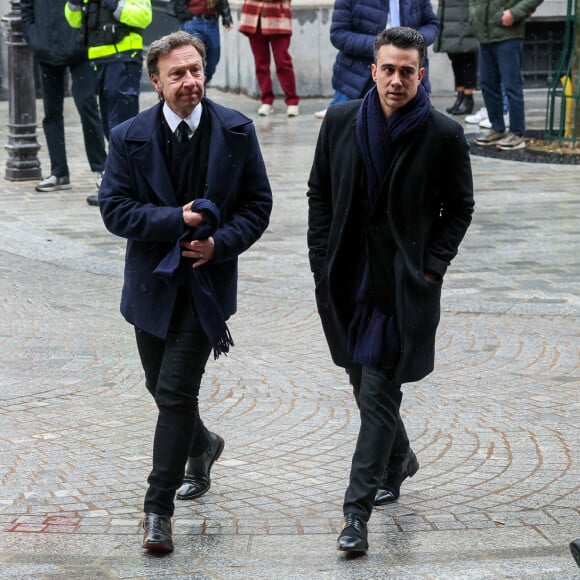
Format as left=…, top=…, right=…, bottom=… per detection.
left=99, top=31, right=272, bottom=553
left=314, top=0, right=439, bottom=118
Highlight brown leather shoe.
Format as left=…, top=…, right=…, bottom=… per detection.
left=142, top=513, right=173, bottom=552
left=176, top=432, right=224, bottom=500
left=374, top=448, right=419, bottom=505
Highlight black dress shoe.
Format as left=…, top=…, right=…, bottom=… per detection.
left=142, top=513, right=173, bottom=552
left=446, top=91, right=464, bottom=114
left=176, top=432, right=224, bottom=500
left=337, top=513, right=368, bottom=552
left=374, top=448, right=419, bottom=506
left=452, top=94, right=474, bottom=115
left=86, top=194, right=99, bottom=207
left=570, top=538, right=580, bottom=568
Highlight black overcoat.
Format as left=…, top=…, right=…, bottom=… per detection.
left=307, top=100, right=474, bottom=385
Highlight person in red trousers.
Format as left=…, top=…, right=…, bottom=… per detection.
left=239, top=0, right=300, bottom=117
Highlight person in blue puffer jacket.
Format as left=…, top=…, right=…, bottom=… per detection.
left=314, top=0, right=439, bottom=119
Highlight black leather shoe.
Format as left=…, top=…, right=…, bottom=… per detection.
left=176, top=432, right=225, bottom=500
left=337, top=513, right=368, bottom=552
left=446, top=92, right=464, bottom=114
left=86, top=194, right=99, bottom=207
left=142, top=513, right=173, bottom=552
left=374, top=448, right=419, bottom=506
left=571, top=538, right=580, bottom=568
left=452, top=94, right=474, bottom=115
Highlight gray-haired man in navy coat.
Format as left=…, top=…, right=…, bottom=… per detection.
left=99, top=31, right=272, bottom=553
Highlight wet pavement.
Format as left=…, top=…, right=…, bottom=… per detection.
left=0, top=88, right=578, bottom=579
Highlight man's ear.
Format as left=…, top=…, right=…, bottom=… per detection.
left=371, top=63, right=377, bottom=83
left=418, top=67, right=425, bottom=83
left=150, top=73, right=161, bottom=94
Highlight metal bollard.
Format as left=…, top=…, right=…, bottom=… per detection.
left=1, top=0, right=41, bottom=181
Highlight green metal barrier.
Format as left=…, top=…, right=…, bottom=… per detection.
left=545, top=0, right=579, bottom=147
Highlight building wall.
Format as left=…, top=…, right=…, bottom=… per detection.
left=0, top=0, right=567, bottom=100
left=212, top=0, right=566, bottom=99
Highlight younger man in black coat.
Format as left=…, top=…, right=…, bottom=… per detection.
left=307, top=27, right=474, bottom=553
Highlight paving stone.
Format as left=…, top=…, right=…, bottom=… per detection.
left=0, top=89, right=577, bottom=578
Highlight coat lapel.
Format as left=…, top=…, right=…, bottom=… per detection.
left=127, top=104, right=179, bottom=207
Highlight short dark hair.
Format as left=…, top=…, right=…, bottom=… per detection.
left=146, top=31, right=207, bottom=77
left=373, top=27, right=426, bottom=64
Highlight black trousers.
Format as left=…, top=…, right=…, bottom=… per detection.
left=135, top=288, right=212, bottom=516
left=448, top=52, right=478, bottom=90
left=39, top=61, right=107, bottom=176
left=344, top=362, right=407, bottom=521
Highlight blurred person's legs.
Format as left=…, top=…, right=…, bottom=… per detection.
left=447, top=52, right=477, bottom=115
left=69, top=59, right=107, bottom=174
left=97, top=59, right=142, bottom=140
left=90, top=58, right=142, bottom=205
left=38, top=62, right=69, bottom=180
left=479, top=43, right=506, bottom=133
left=496, top=38, right=525, bottom=136
left=269, top=34, right=299, bottom=108
left=248, top=30, right=274, bottom=107
left=182, top=17, right=220, bottom=84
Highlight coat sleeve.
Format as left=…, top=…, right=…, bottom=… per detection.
left=211, top=123, right=273, bottom=264
left=413, top=0, right=440, bottom=47
left=117, top=0, right=153, bottom=29
left=508, top=0, right=544, bottom=23
left=99, top=126, right=187, bottom=243
left=424, top=129, right=474, bottom=277
left=218, top=0, right=233, bottom=26
left=306, top=119, right=333, bottom=279
left=330, top=0, right=378, bottom=59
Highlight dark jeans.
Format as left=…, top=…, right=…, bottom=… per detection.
left=95, top=58, right=142, bottom=140
left=181, top=17, right=221, bottom=84
left=39, top=60, right=106, bottom=176
left=344, top=363, right=405, bottom=521
left=479, top=39, right=525, bottom=135
left=135, top=289, right=212, bottom=516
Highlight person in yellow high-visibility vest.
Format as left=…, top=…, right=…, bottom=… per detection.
left=65, top=0, right=152, bottom=205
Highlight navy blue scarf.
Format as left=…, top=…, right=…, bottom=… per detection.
left=348, top=84, right=431, bottom=367
left=153, top=198, right=234, bottom=359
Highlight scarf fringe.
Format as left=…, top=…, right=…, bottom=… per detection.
left=213, top=326, right=235, bottom=360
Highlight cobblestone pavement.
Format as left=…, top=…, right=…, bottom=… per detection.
left=0, top=89, right=578, bottom=579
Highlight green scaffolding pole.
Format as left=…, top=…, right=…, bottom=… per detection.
left=545, top=0, right=579, bottom=146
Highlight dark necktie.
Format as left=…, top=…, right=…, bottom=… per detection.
left=175, top=120, right=190, bottom=144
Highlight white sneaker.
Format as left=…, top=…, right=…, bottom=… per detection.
left=314, top=109, right=327, bottom=119
left=35, top=175, right=71, bottom=192
left=287, top=105, right=299, bottom=117
left=479, top=112, right=510, bottom=130
left=464, top=107, right=488, bottom=124
left=258, top=103, right=273, bottom=116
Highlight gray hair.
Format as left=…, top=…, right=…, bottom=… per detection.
left=146, top=31, right=207, bottom=77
